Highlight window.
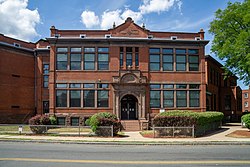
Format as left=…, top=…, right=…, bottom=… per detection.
left=126, top=47, right=133, bottom=67
left=176, top=91, right=187, bottom=107
left=120, top=47, right=124, bottom=67
left=224, top=95, right=231, bottom=110
left=135, top=47, right=139, bottom=66
left=56, top=83, right=67, bottom=88
left=245, top=102, right=249, bottom=107
left=189, top=91, right=200, bottom=107
left=71, top=117, right=79, bottom=126
left=84, top=54, right=95, bottom=70
left=97, top=90, right=109, bottom=107
left=70, top=47, right=81, bottom=52
left=98, top=54, right=109, bottom=70
left=70, top=54, right=81, bottom=70
left=188, top=55, right=199, bottom=71
left=163, top=49, right=173, bottom=71
left=57, top=117, right=66, bottom=125
left=163, top=91, right=174, bottom=107
left=98, top=83, right=108, bottom=88
left=163, top=84, right=174, bottom=89
left=176, top=84, right=187, bottom=89
left=70, top=90, right=81, bottom=107
left=56, top=53, right=68, bottom=70
left=43, top=101, right=49, bottom=114
left=150, top=48, right=160, bottom=71
left=244, top=93, right=248, bottom=99
left=57, top=48, right=68, bottom=52
left=43, top=64, right=49, bottom=88
left=84, top=90, right=95, bottom=107
left=56, top=90, right=67, bottom=107
left=176, top=55, right=186, bottom=71
left=150, top=91, right=161, bottom=108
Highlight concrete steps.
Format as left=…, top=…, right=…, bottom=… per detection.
left=121, top=120, right=141, bottom=131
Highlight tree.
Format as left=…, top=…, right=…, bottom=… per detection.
left=209, top=0, right=250, bottom=84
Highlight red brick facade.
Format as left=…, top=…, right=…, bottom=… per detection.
left=0, top=18, right=242, bottom=124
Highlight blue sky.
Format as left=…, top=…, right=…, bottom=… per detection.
left=0, top=0, right=247, bottom=89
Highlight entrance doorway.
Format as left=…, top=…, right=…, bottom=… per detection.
left=121, top=95, right=138, bottom=120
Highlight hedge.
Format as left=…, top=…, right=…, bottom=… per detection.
left=86, top=112, right=121, bottom=136
left=153, top=111, right=224, bottom=137
left=242, top=114, right=250, bottom=129
left=154, top=110, right=224, bottom=127
left=29, top=115, right=57, bottom=134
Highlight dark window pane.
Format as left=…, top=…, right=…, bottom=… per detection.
left=57, top=117, right=66, bottom=125
left=120, top=53, right=123, bottom=66
left=71, top=117, right=79, bottom=126
left=84, top=90, right=95, bottom=107
left=56, top=84, right=67, bottom=88
left=188, top=49, right=199, bottom=54
left=190, top=84, right=200, bottom=89
left=70, top=90, right=81, bottom=107
left=126, top=53, right=132, bottom=66
left=98, top=47, right=109, bottom=52
left=176, top=63, right=186, bottom=71
left=84, top=47, right=95, bottom=52
left=98, top=54, right=109, bottom=70
left=126, top=47, right=132, bottom=52
left=163, top=84, right=174, bottom=89
left=98, top=84, right=108, bottom=88
left=70, top=48, right=82, bottom=52
left=176, top=49, right=186, bottom=54
left=57, top=48, right=68, bottom=52
left=163, top=91, right=174, bottom=107
left=56, top=90, right=67, bottom=107
left=150, top=84, right=161, bottom=89
left=70, top=84, right=81, bottom=88
left=71, top=62, right=81, bottom=70
left=189, top=91, right=200, bottom=107
left=97, top=90, right=108, bottom=107
left=150, top=91, right=160, bottom=108
left=43, top=75, right=49, bottom=88
left=135, top=53, right=139, bottom=66
left=84, top=84, right=95, bottom=88
left=176, top=91, right=187, bottom=107
left=149, top=48, right=160, bottom=53
left=176, top=84, right=187, bottom=89
left=162, top=48, right=173, bottom=54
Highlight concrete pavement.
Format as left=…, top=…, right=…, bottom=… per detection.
left=0, top=123, right=250, bottom=145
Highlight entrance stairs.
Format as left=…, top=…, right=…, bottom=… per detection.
left=121, top=120, right=141, bottom=131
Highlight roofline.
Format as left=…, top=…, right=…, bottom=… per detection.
left=0, top=41, right=34, bottom=52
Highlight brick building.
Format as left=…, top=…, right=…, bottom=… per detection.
left=242, top=87, right=250, bottom=114
left=0, top=18, right=242, bottom=127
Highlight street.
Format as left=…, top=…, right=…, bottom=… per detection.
left=0, top=142, right=250, bottom=167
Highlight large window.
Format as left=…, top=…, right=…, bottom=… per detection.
left=150, top=84, right=161, bottom=108
left=83, top=83, right=95, bottom=107
left=163, top=91, right=174, bottom=107
left=126, top=47, right=133, bottom=67
left=162, top=49, right=173, bottom=71
left=56, top=90, right=67, bottom=107
left=176, top=49, right=186, bottom=71
left=150, top=48, right=160, bottom=71
left=176, top=91, right=187, bottom=107
left=98, top=48, right=109, bottom=70
left=97, top=90, right=109, bottom=107
left=56, top=53, right=68, bottom=70
left=70, top=54, right=81, bottom=70
left=43, top=64, right=49, bottom=88
left=188, top=49, right=199, bottom=71
left=135, top=47, right=139, bottom=66
left=120, top=47, right=124, bottom=67
left=189, top=91, right=200, bottom=107
left=84, top=47, right=95, bottom=70
left=224, top=95, right=231, bottom=110
left=70, top=90, right=81, bottom=107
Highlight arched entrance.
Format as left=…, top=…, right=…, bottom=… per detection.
left=121, top=95, right=138, bottom=120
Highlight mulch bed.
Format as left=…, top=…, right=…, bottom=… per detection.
left=226, top=130, right=250, bottom=138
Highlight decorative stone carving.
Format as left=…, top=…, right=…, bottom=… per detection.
left=121, top=74, right=137, bottom=83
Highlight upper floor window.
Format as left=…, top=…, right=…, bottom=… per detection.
left=135, top=47, right=139, bottom=67
left=188, top=49, right=199, bottom=71
left=163, top=48, right=173, bottom=71
left=244, top=93, right=248, bottom=99
left=43, top=64, right=49, bottom=88
left=56, top=54, right=68, bottom=70
left=126, top=47, right=133, bottom=67
left=120, top=47, right=124, bottom=67
left=244, top=102, right=249, bottom=107
left=176, top=49, right=186, bottom=71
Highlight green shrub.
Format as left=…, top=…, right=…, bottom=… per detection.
left=49, top=115, right=57, bottom=125
left=156, top=110, right=224, bottom=126
left=153, top=116, right=196, bottom=127
left=242, top=114, right=250, bottom=129
left=29, top=115, right=57, bottom=134
left=87, top=112, right=121, bottom=136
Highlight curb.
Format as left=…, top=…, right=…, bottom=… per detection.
left=1, top=139, right=250, bottom=145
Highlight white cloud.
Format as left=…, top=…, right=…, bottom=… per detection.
left=81, top=10, right=100, bottom=28
left=0, top=0, right=40, bottom=41
left=139, top=0, right=181, bottom=14
left=100, top=10, right=123, bottom=29
left=121, top=8, right=143, bottom=23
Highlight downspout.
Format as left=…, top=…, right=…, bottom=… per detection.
left=34, top=50, right=37, bottom=115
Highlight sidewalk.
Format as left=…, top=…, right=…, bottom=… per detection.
left=1, top=123, right=250, bottom=145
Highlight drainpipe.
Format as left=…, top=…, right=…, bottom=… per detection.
left=34, top=50, right=37, bottom=115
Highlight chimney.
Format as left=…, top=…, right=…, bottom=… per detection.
left=199, top=28, right=205, bottom=40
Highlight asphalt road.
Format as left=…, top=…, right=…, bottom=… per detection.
left=0, top=142, right=250, bottom=167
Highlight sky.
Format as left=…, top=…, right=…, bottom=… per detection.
left=0, top=0, right=247, bottom=89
